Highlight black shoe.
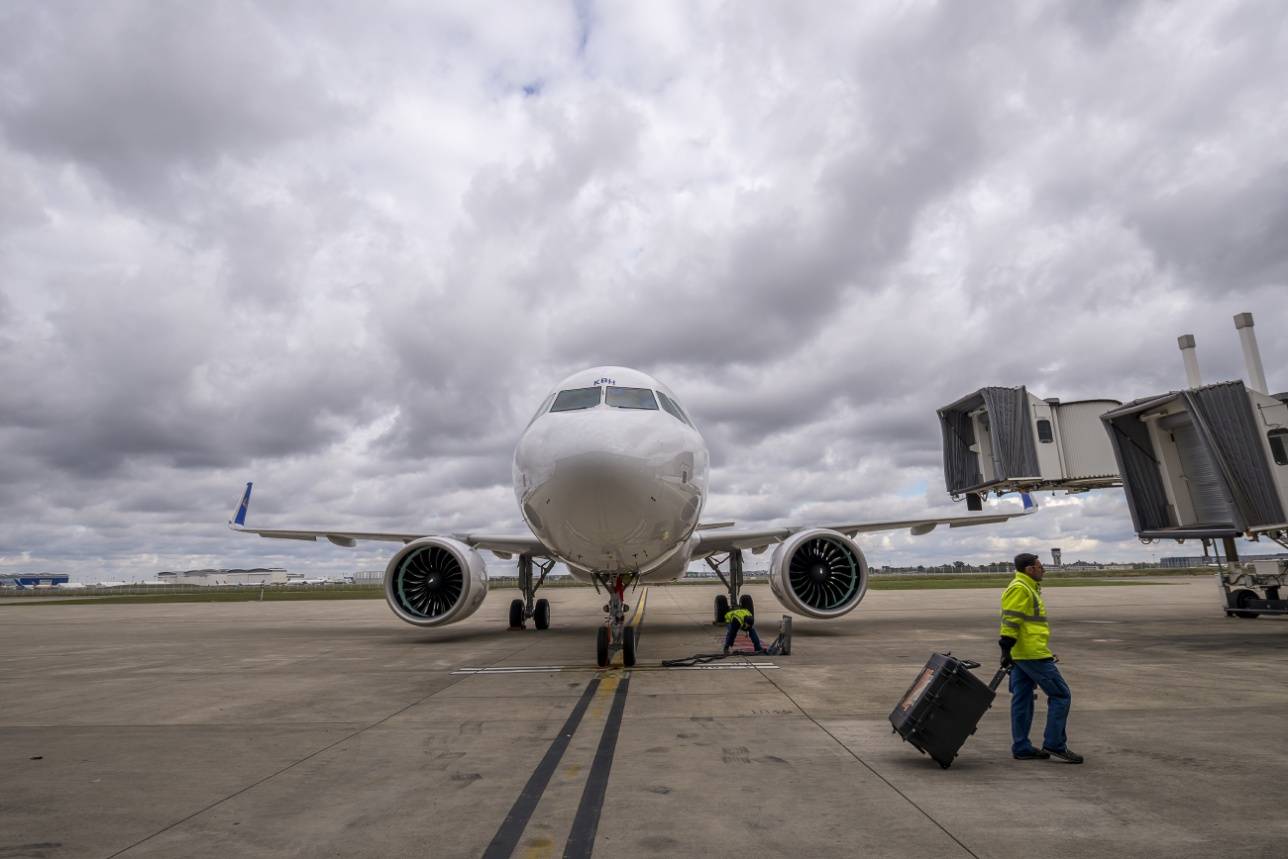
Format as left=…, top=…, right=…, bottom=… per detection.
left=1042, top=746, right=1084, bottom=764
left=1013, top=748, right=1050, bottom=760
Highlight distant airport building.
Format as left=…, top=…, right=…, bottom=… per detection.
left=1160, top=553, right=1288, bottom=568
left=0, top=573, right=71, bottom=589
left=154, top=568, right=288, bottom=586
left=352, top=570, right=384, bottom=585
left=1051, top=548, right=1063, bottom=567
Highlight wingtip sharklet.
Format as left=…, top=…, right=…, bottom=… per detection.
left=231, top=482, right=253, bottom=528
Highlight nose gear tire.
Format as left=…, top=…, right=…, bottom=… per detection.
left=622, top=627, right=637, bottom=667
left=596, top=626, right=611, bottom=667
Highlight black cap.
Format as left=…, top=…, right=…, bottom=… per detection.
left=1014, top=552, right=1039, bottom=573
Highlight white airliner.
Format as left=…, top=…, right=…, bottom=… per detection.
left=231, top=366, right=1031, bottom=666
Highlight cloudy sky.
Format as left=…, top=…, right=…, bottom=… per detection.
left=2, top=1, right=1286, bottom=581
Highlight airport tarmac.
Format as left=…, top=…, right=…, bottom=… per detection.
left=3, top=578, right=1287, bottom=858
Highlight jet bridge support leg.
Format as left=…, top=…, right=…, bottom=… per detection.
left=509, top=554, right=554, bottom=630
left=705, top=550, right=753, bottom=625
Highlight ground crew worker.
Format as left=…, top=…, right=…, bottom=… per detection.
left=723, top=606, right=764, bottom=655
left=999, top=552, right=1084, bottom=764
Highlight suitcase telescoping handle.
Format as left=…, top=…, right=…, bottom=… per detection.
left=958, top=657, right=1010, bottom=691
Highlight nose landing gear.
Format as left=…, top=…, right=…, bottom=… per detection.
left=594, top=572, right=638, bottom=667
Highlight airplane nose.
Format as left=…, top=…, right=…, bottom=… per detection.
left=515, top=408, right=702, bottom=570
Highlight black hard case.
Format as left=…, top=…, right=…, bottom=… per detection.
left=889, top=652, right=1007, bottom=769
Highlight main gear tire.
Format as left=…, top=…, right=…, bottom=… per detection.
left=508, top=598, right=525, bottom=629
left=534, top=598, right=550, bottom=630
left=714, top=594, right=730, bottom=625
left=738, top=594, right=754, bottom=616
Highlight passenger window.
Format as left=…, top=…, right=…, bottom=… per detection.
left=1270, top=429, right=1288, bottom=466
left=605, top=386, right=658, bottom=410
left=657, top=391, right=691, bottom=426
left=550, top=387, right=602, bottom=412
left=1036, top=419, right=1054, bottom=444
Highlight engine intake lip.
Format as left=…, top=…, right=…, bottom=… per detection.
left=788, top=534, right=862, bottom=610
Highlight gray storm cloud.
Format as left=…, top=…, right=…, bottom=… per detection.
left=1, top=1, right=1286, bottom=579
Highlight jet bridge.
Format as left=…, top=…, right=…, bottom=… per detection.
left=938, top=387, right=1122, bottom=508
left=939, top=312, right=1288, bottom=618
left=1100, top=381, right=1288, bottom=543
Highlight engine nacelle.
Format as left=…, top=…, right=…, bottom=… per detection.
left=384, top=537, right=489, bottom=627
left=769, top=528, right=869, bottom=619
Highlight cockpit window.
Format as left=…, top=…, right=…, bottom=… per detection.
left=605, top=386, right=658, bottom=410
left=550, top=387, right=602, bottom=412
left=656, top=390, right=692, bottom=426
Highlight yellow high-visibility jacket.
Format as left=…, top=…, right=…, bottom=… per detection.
left=725, top=607, right=753, bottom=628
left=999, top=572, right=1052, bottom=660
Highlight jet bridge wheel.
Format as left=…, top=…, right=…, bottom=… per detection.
left=1232, top=589, right=1261, bottom=619
left=622, top=627, right=637, bottom=667
left=508, top=599, right=525, bottom=629
left=534, top=598, right=550, bottom=630
left=596, top=626, right=611, bottom=668
left=714, top=594, right=730, bottom=625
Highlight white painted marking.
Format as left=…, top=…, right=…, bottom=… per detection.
left=450, top=662, right=780, bottom=675
left=664, top=663, right=780, bottom=670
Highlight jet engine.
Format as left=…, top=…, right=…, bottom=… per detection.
left=768, top=529, right=869, bottom=619
left=384, top=537, right=489, bottom=627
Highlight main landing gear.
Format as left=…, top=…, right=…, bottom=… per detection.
left=594, top=573, right=638, bottom=668
left=508, top=554, right=555, bottom=630
left=706, top=549, right=754, bottom=625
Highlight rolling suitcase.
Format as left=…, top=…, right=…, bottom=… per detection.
left=889, top=652, right=1009, bottom=769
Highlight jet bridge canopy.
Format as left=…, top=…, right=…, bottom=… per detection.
left=939, top=387, right=1121, bottom=498
left=1101, top=381, right=1288, bottom=541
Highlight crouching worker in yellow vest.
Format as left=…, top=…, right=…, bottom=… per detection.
left=1000, top=553, right=1084, bottom=764
left=723, top=607, right=765, bottom=655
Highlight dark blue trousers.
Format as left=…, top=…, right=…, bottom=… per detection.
left=1009, top=658, right=1071, bottom=755
left=724, top=621, right=763, bottom=652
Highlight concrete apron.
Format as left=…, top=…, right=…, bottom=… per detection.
left=2, top=578, right=1287, bottom=857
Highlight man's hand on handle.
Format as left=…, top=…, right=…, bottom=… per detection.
left=999, top=636, right=1016, bottom=669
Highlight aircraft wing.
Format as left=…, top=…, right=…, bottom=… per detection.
left=227, top=483, right=551, bottom=557
left=692, top=495, right=1035, bottom=558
